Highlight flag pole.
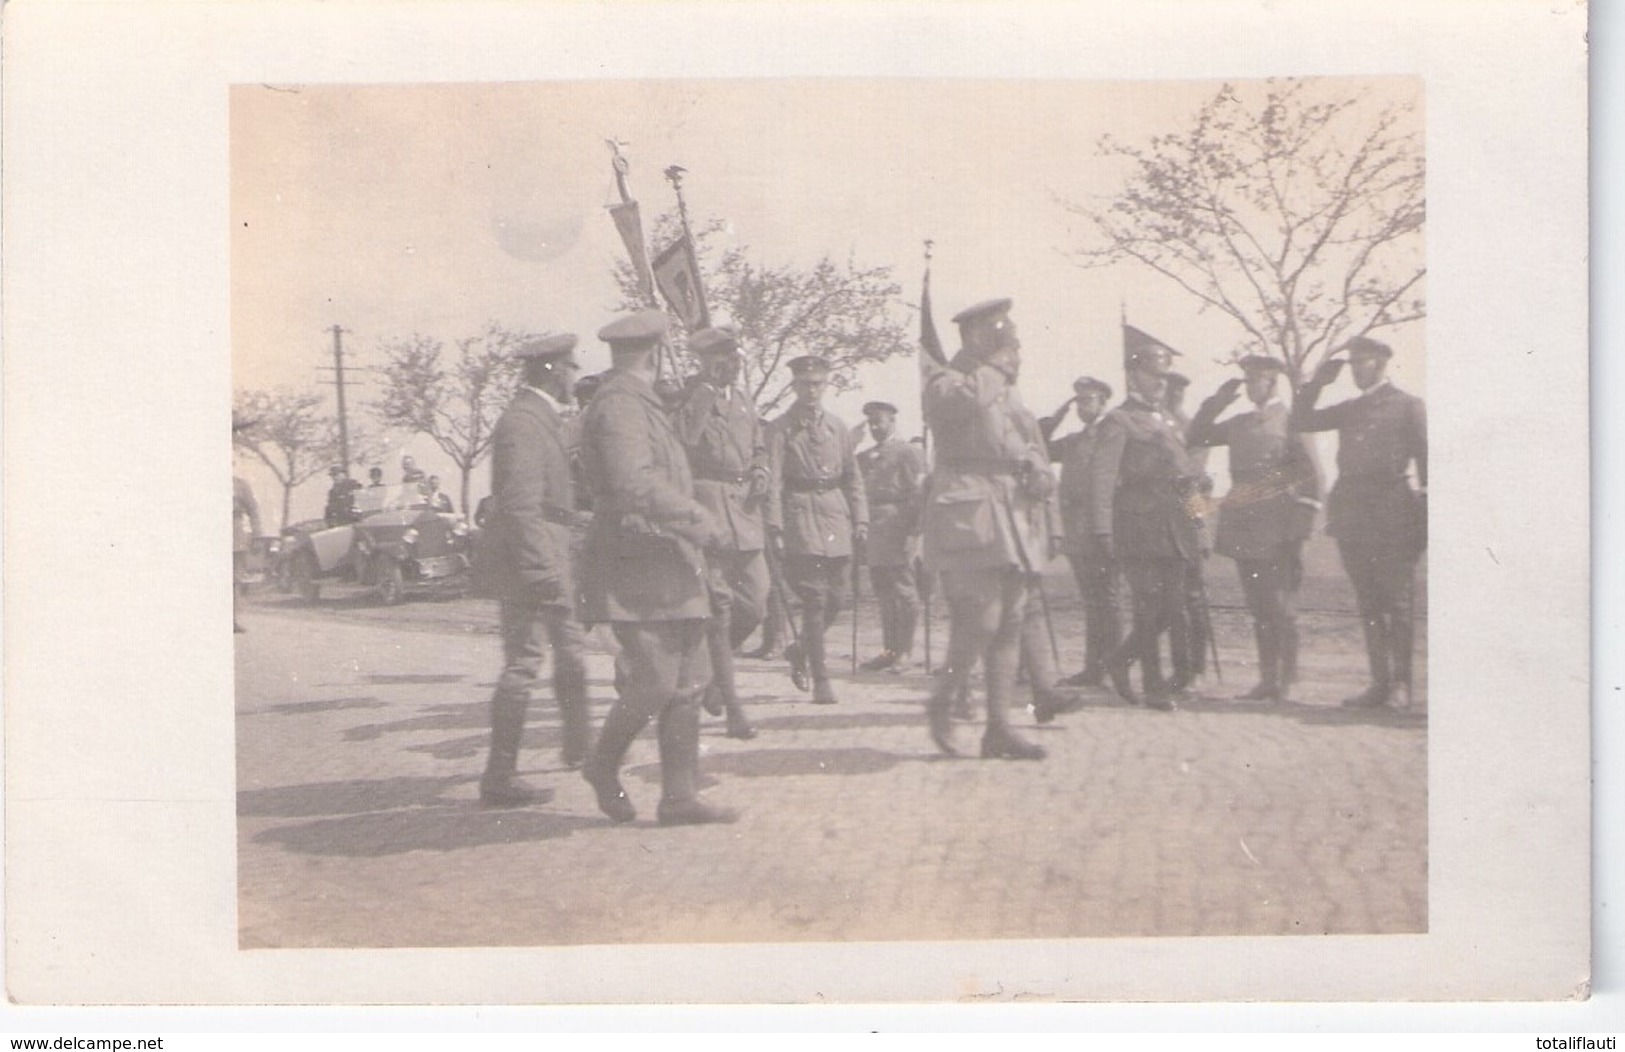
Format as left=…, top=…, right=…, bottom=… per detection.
left=918, top=238, right=938, bottom=675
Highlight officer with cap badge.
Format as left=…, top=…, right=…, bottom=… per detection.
left=577, top=309, right=736, bottom=825
left=765, top=355, right=869, bottom=704
left=469, top=331, right=590, bottom=806
left=1040, top=376, right=1121, bottom=688
left=1187, top=354, right=1324, bottom=702
left=856, top=401, right=927, bottom=673
left=921, top=297, right=1062, bottom=759
left=1089, top=328, right=1204, bottom=709
left=672, top=324, right=770, bottom=739
left=1291, top=336, right=1426, bottom=709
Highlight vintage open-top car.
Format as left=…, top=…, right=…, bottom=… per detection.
left=278, top=484, right=473, bottom=604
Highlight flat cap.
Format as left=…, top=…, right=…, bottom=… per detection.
left=514, top=332, right=578, bottom=360
left=788, top=355, right=831, bottom=379
left=951, top=297, right=1013, bottom=328
left=1238, top=354, right=1286, bottom=374
left=1342, top=336, right=1394, bottom=360
left=689, top=325, right=741, bottom=356
left=1072, top=376, right=1113, bottom=400
left=597, top=309, right=669, bottom=348
left=862, top=401, right=898, bottom=417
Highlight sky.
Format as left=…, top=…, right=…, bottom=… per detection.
left=231, top=76, right=1423, bottom=523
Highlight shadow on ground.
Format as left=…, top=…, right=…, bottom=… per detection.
left=251, top=802, right=599, bottom=856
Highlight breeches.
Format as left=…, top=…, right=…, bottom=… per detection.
left=495, top=598, right=587, bottom=703
left=940, top=566, right=1029, bottom=705
left=707, top=548, right=770, bottom=647
left=1235, top=548, right=1299, bottom=632
left=609, top=620, right=712, bottom=720
left=784, top=554, right=849, bottom=626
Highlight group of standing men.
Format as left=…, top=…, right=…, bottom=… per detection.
left=466, top=294, right=1427, bottom=818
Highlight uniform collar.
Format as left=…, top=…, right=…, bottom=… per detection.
left=521, top=384, right=564, bottom=413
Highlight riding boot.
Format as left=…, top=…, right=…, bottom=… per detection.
left=804, top=606, right=836, bottom=704
left=581, top=702, right=649, bottom=823
left=655, top=697, right=737, bottom=825
left=481, top=693, right=550, bottom=806
left=553, top=667, right=593, bottom=769
left=1240, top=623, right=1280, bottom=701
left=981, top=642, right=1045, bottom=760
left=1278, top=616, right=1300, bottom=698
left=927, top=672, right=960, bottom=755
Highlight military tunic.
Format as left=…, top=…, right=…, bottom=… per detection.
left=1047, top=420, right=1122, bottom=681
left=1292, top=377, right=1427, bottom=697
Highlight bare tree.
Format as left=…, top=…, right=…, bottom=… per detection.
left=371, top=322, right=537, bottom=515
left=1065, top=79, right=1425, bottom=384
left=615, top=215, right=914, bottom=416
left=233, top=388, right=384, bottom=530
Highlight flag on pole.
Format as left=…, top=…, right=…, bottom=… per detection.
left=1122, top=323, right=1183, bottom=367
left=652, top=234, right=706, bottom=331
left=608, top=200, right=656, bottom=305
left=920, top=266, right=947, bottom=370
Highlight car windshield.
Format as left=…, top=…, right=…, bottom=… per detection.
left=352, top=484, right=432, bottom=515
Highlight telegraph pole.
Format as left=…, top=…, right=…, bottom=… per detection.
left=317, top=324, right=353, bottom=473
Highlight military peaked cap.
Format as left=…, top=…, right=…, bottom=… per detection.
left=597, top=309, right=669, bottom=349
left=1072, top=376, right=1113, bottom=400
left=951, top=297, right=1013, bottom=328
left=788, top=355, right=831, bottom=379
left=689, top=325, right=742, bottom=356
left=514, top=332, right=578, bottom=360
left=862, top=401, right=899, bottom=417
left=1238, top=354, right=1287, bottom=374
left=1342, top=336, right=1394, bottom=360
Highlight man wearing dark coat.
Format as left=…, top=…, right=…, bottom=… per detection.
left=578, top=309, right=736, bottom=826
left=1188, top=355, right=1324, bottom=702
left=1291, top=336, right=1427, bottom=709
left=672, top=325, right=769, bottom=739
left=1089, top=333, right=1203, bottom=709
left=766, top=356, right=869, bottom=706
left=469, top=333, right=590, bottom=806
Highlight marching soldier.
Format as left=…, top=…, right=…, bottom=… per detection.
left=766, top=356, right=869, bottom=705
left=672, top=325, right=770, bottom=739
left=856, top=401, right=926, bottom=673
left=1291, top=336, right=1427, bottom=709
left=921, top=298, right=1055, bottom=759
left=469, top=333, right=591, bottom=806
left=577, top=309, right=736, bottom=825
left=1187, top=355, right=1324, bottom=702
left=1041, top=376, right=1121, bottom=688
left=1089, top=332, right=1203, bottom=710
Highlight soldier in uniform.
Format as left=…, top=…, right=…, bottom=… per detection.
left=856, top=401, right=926, bottom=673
left=1089, top=333, right=1203, bottom=710
left=1164, top=372, right=1213, bottom=690
left=921, top=298, right=1055, bottom=759
left=766, top=356, right=869, bottom=705
left=1040, top=376, right=1120, bottom=687
left=1291, top=336, right=1427, bottom=709
left=1187, top=355, right=1324, bottom=701
left=672, top=325, right=770, bottom=739
left=578, top=309, right=736, bottom=825
left=468, top=333, right=589, bottom=806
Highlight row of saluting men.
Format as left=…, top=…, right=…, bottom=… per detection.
left=468, top=301, right=1426, bottom=823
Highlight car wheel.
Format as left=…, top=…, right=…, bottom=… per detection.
left=292, top=552, right=321, bottom=603
left=373, top=556, right=405, bottom=606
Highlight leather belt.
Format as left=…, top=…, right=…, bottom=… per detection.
left=541, top=504, right=578, bottom=527
left=785, top=476, right=842, bottom=493
left=940, top=458, right=1023, bottom=476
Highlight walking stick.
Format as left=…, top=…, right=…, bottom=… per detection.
left=1195, top=565, right=1223, bottom=683
left=851, top=539, right=863, bottom=674
left=918, top=555, right=932, bottom=674
left=1034, top=572, right=1061, bottom=666
left=762, top=542, right=807, bottom=692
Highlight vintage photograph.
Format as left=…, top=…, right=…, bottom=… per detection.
left=231, top=76, right=1429, bottom=948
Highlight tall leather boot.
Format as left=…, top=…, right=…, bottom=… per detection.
left=708, top=618, right=757, bottom=739
left=981, top=637, right=1045, bottom=760
left=1240, top=623, right=1280, bottom=701
left=805, top=605, right=837, bottom=704
left=581, top=703, right=649, bottom=823
left=927, top=670, right=962, bottom=755
left=891, top=601, right=918, bottom=674
left=1278, top=616, right=1300, bottom=699
left=744, top=587, right=784, bottom=659
left=655, top=697, right=737, bottom=825
left=1343, top=614, right=1393, bottom=707
left=553, top=667, right=593, bottom=769
left=481, top=693, right=551, bottom=806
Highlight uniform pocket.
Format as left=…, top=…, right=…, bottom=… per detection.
left=931, top=489, right=995, bottom=552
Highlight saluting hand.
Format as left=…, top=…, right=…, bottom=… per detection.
left=1311, top=358, right=1346, bottom=386
left=1216, top=377, right=1244, bottom=403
